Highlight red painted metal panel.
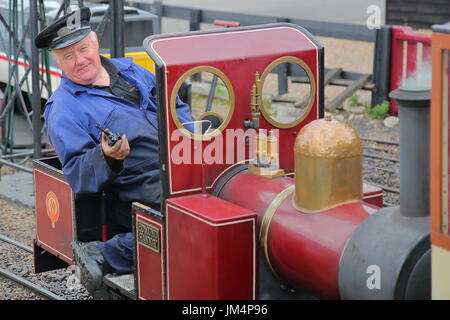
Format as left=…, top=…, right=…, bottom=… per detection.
left=219, top=173, right=294, bottom=228
left=390, top=26, right=431, bottom=115
left=146, top=25, right=321, bottom=197
left=34, top=168, right=74, bottom=264
left=268, top=199, right=375, bottom=299
left=134, top=211, right=166, bottom=300
left=362, top=183, right=384, bottom=207
left=166, top=194, right=257, bottom=299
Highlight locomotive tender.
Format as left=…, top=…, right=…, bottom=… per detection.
left=32, top=23, right=437, bottom=300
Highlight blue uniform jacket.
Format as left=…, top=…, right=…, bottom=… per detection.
left=44, top=57, right=191, bottom=228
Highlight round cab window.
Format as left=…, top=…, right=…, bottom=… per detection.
left=170, top=67, right=235, bottom=140
left=260, top=57, right=316, bottom=128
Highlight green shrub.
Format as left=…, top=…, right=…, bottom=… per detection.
left=215, top=84, right=228, bottom=97
left=262, top=94, right=277, bottom=116
left=348, top=94, right=360, bottom=107
left=368, top=100, right=390, bottom=120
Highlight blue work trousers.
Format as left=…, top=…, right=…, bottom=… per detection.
left=97, top=232, right=134, bottom=274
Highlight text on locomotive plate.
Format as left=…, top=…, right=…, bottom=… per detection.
left=137, top=221, right=160, bottom=253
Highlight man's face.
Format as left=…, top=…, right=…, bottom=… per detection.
left=53, top=33, right=102, bottom=85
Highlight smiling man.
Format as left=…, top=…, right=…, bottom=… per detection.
left=54, top=32, right=106, bottom=85
left=35, top=7, right=192, bottom=298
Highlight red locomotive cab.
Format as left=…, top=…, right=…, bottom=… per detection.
left=140, top=23, right=326, bottom=300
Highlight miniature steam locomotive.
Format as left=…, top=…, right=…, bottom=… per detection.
left=32, top=23, right=445, bottom=300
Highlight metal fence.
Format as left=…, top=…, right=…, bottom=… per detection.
left=141, top=1, right=390, bottom=108
left=144, top=1, right=377, bottom=42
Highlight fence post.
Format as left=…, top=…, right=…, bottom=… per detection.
left=275, top=18, right=291, bottom=96
left=111, top=0, right=124, bottom=58
left=189, top=9, right=202, bottom=82
left=30, top=0, right=42, bottom=159
left=153, top=0, right=163, bottom=34
left=276, top=17, right=291, bottom=23
left=190, top=9, right=202, bottom=31
left=371, top=25, right=392, bottom=108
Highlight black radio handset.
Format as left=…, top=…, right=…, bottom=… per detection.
left=96, top=125, right=122, bottom=147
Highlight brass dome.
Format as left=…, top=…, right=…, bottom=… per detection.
left=294, top=117, right=362, bottom=158
left=293, top=116, right=363, bottom=213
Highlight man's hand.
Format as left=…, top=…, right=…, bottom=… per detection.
left=101, top=131, right=130, bottom=163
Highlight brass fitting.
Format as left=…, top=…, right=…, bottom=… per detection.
left=293, top=117, right=363, bottom=212
left=249, top=129, right=285, bottom=179
left=245, top=72, right=262, bottom=129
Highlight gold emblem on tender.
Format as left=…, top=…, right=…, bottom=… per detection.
left=46, top=191, right=60, bottom=228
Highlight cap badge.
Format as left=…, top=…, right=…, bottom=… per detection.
left=57, top=8, right=81, bottom=38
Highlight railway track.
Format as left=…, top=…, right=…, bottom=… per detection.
left=361, top=137, right=400, bottom=206
left=0, top=233, right=64, bottom=300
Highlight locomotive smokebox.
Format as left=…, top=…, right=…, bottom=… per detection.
left=389, top=87, right=430, bottom=217
left=339, top=87, right=431, bottom=300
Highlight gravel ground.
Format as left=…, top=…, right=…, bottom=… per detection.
left=342, top=113, right=399, bottom=142
left=328, top=106, right=400, bottom=206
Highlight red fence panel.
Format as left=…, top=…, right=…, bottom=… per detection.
left=390, top=26, right=431, bottom=115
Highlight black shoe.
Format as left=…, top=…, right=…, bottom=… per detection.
left=71, top=241, right=111, bottom=295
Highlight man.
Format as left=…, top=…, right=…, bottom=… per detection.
left=35, top=7, right=192, bottom=297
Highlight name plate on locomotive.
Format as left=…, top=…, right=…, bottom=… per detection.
left=137, top=221, right=160, bottom=253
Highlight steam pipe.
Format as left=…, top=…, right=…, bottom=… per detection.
left=389, top=88, right=430, bottom=217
